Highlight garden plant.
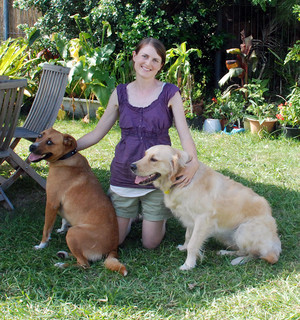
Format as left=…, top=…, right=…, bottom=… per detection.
left=276, top=84, right=300, bottom=129
left=0, top=0, right=297, bottom=125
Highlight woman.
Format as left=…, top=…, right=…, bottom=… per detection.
left=77, top=37, right=199, bottom=249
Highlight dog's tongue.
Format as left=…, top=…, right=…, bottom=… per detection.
left=28, top=153, right=43, bottom=162
left=134, top=176, right=148, bottom=185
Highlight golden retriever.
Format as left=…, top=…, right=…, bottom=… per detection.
left=131, top=145, right=281, bottom=270
left=29, top=128, right=127, bottom=276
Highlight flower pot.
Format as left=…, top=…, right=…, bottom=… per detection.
left=282, top=126, right=300, bottom=140
left=61, top=97, right=101, bottom=118
left=247, top=118, right=277, bottom=134
left=203, top=119, right=222, bottom=133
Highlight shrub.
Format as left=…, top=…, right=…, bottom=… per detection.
left=14, top=0, right=225, bottom=85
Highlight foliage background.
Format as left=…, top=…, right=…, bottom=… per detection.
left=13, top=0, right=299, bottom=99
left=13, top=0, right=226, bottom=87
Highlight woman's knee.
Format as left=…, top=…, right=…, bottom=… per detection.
left=142, top=220, right=166, bottom=249
left=142, top=238, right=162, bottom=249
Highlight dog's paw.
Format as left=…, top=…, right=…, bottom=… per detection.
left=57, top=251, right=69, bottom=259
left=34, top=242, right=48, bottom=250
left=56, top=227, right=66, bottom=234
left=231, top=256, right=252, bottom=265
left=56, top=220, right=70, bottom=234
left=179, top=263, right=195, bottom=271
left=54, top=262, right=66, bottom=268
left=177, top=244, right=187, bottom=251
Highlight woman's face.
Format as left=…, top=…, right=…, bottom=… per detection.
left=132, top=44, right=163, bottom=79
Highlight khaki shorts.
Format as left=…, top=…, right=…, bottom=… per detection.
left=108, top=188, right=172, bottom=221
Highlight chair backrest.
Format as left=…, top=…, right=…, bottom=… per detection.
left=0, top=76, right=10, bottom=81
left=0, top=79, right=27, bottom=155
left=23, top=63, right=70, bottom=133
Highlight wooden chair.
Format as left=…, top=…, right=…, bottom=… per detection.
left=0, top=76, right=9, bottom=81
left=0, top=79, right=27, bottom=210
left=2, top=64, right=70, bottom=193
left=12, top=63, right=70, bottom=146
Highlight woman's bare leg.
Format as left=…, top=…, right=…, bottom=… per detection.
left=142, top=219, right=166, bottom=249
left=117, top=217, right=132, bottom=245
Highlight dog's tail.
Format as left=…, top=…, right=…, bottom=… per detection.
left=104, top=251, right=128, bottom=276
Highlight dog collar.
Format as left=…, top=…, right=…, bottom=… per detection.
left=164, top=190, right=170, bottom=194
left=58, top=149, right=77, bottom=161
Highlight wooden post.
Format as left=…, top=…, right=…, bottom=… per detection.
left=3, top=0, right=9, bottom=40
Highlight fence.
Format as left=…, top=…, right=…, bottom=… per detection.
left=0, top=1, right=41, bottom=40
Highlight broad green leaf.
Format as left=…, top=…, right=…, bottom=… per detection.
left=28, top=28, right=41, bottom=46
left=218, top=68, right=244, bottom=87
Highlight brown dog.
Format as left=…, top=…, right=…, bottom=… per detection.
left=131, top=145, right=281, bottom=270
left=29, top=128, right=127, bottom=276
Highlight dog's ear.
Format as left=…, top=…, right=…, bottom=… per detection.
left=177, top=149, right=191, bottom=167
left=63, top=134, right=77, bottom=149
left=170, top=149, right=191, bottom=182
left=170, top=154, right=180, bottom=182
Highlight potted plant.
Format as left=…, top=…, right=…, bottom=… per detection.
left=221, top=89, right=246, bottom=129
left=276, top=85, right=300, bottom=139
left=184, top=80, right=205, bottom=129
left=218, top=30, right=257, bottom=89
left=52, top=16, right=116, bottom=120
left=165, top=41, right=202, bottom=118
left=242, top=79, right=277, bottom=133
left=166, top=41, right=202, bottom=93
left=202, top=91, right=224, bottom=133
left=203, top=89, right=245, bottom=132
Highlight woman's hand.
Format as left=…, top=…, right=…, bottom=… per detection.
left=173, top=156, right=199, bottom=187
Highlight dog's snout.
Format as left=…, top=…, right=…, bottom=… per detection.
left=29, top=143, right=38, bottom=152
left=130, top=163, right=137, bottom=172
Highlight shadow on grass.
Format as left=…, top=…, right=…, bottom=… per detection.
left=0, top=167, right=299, bottom=317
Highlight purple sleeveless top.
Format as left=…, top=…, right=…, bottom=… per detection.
left=110, top=82, right=179, bottom=189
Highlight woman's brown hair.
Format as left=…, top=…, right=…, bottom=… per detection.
left=134, top=38, right=166, bottom=67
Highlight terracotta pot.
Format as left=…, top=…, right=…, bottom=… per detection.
left=247, top=118, right=277, bottom=134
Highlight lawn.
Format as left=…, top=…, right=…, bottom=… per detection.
left=0, top=118, right=299, bottom=319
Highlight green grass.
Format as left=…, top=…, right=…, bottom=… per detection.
left=1, top=119, right=299, bottom=319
